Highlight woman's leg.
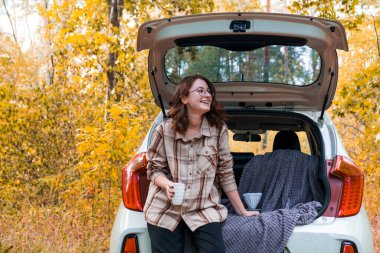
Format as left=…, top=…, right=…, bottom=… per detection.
left=147, top=221, right=186, bottom=253
left=191, top=222, right=225, bottom=253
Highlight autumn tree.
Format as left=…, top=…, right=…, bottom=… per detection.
left=287, top=0, right=363, bottom=29
left=1, top=0, right=215, bottom=251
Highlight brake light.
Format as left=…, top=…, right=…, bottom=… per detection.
left=340, top=241, right=357, bottom=253
left=123, top=234, right=139, bottom=253
left=122, top=153, right=149, bottom=211
left=331, top=156, right=364, bottom=217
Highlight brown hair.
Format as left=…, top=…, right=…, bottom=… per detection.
left=167, top=75, right=227, bottom=134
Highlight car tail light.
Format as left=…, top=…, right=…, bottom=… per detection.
left=122, top=152, right=149, bottom=211
left=340, top=241, right=357, bottom=253
left=331, top=156, right=364, bottom=217
left=123, top=234, right=139, bottom=253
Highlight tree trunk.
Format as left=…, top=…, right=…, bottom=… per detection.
left=373, top=16, right=380, bottom=58
left=263, top=0, right=271, bottom=83
left=107, top=0, right=123, bottom=102
left=247, top=51, right=254, bottom=81
left=262, top=0, right=271, bottom=150
left=41, top=0, right=55, bottom=85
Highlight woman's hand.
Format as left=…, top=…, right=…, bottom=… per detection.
left=240, top=210, right=260, bottom=217
left=166, top=181, right=175, bottom=199
left=153, top=175, right=175, bottom=199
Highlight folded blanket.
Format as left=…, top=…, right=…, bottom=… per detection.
left=222, top=150, right=323, bottom=253
left=222, top=201, right=321, bottom=253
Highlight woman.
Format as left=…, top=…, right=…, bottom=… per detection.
left=144, top=75, right=258, bottom=253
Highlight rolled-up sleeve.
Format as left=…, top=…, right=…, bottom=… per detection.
left=217, top=124, right=237, bottom=193
left=146, top=125, right=169, bottom=183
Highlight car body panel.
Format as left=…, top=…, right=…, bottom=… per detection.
left=111, top=201, right=373, bottom=253
left=137, top=13, right=348, bottom=52
left=137, top=12, right=348, bottom=111
left=110, top=203, right=151, bottom=253
left=287, top=207, right=374, bottom=253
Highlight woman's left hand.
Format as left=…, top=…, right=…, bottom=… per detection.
left=240, top=210, right=260, bottom=217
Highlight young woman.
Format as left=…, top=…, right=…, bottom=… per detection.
left=144, top=75, right=258, bottom=253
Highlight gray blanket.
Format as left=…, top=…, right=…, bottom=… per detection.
left=222, top=150, right=323, bottom=253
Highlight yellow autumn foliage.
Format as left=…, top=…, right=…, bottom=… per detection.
left=0, top=0, right=379, bottom=252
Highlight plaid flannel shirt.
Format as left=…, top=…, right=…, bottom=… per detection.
left=143, top=117, right=237, bottom=231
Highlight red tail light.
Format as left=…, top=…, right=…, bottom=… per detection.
left=340, top=241, right=357, bottom=253
left=122, top=153, right=149, bottom=211
left=331, top=156, right=364, bottom=217
left=123, top=234, right=139, bottom=253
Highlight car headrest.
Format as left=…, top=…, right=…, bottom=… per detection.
left=272, top=130, right=301, bottom=151
left=231, top=152, right=254, bottom=163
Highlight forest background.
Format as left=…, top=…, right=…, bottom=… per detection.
left=0, top=0, right=379, bottom=252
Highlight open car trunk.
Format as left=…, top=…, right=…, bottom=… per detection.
left=223, top=110, right=328, bottom=215
left=137, top=12, right=348, bottom=115
left=200, top=110, right=330, bottom=253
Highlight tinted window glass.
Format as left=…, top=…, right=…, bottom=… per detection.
left=228, top=130, right=311, bottom=155
left=165, top=45, right=321, bottom=86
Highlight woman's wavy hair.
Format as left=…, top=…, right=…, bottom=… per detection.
left=167, top=75, right=227, bottom=134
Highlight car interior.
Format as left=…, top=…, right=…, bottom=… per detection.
left=231, top=129, right=302, bottom=187
left=223, top=112, right=327, bottom=210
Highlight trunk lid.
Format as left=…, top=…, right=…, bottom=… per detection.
left=137, top=13, right=348, bottom=111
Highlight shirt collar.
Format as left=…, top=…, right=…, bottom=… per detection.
left=175, top=116, right=212, bottom=141
left=200, top=116, right=212, bottom=137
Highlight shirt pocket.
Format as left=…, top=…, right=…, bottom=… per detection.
left=196, top=146, right=217, bottom=174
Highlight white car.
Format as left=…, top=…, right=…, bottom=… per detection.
left=110, top=13, right=374, bottom=253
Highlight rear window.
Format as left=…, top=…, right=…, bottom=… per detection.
left=228, top=130, right=311, bottom=155
left=165, top=45, right=321, bottom=86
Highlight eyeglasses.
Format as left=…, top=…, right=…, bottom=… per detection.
left=188, top=87, right=214, bottom=97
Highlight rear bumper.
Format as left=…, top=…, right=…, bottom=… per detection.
left=287, top=206, right=373, bottom=253
left=110, top=204, right=374, bottom=253
left=110, top=203, right=151, bottom=253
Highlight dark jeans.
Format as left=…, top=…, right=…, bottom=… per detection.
left=147, top=220, right=225, bottom=253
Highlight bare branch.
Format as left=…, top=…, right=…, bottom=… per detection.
left=2, top=0, right=21, bottom=50
left=49, top=55, right=55, bottom=85
left=372, top=15, right=380, bottom=58
left=25, top=15, right=34, bottom=52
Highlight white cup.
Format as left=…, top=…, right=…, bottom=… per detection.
left=172, top=183, right=186, bottom=206
left=243, top=192, right=262, bottom=210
